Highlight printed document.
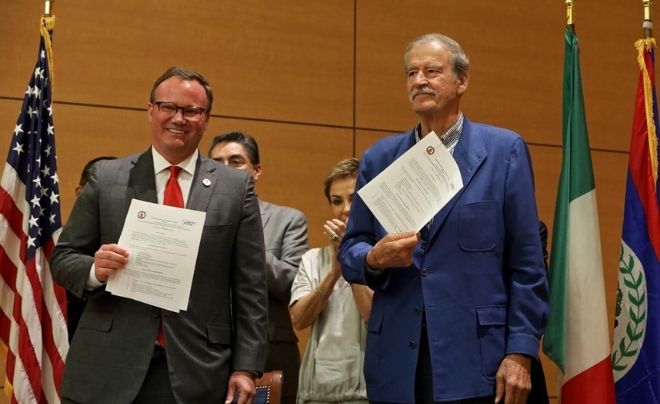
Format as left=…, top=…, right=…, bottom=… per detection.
left=358, top=131, right=463, bottom=233
left=106, top=199, right=205, bottom=312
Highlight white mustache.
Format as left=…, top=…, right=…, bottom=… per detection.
left=409, top=87, right=437, bottom=102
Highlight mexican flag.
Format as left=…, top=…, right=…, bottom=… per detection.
left=541, top=28, right=616, bottom=403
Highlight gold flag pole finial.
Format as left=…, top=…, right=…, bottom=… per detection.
left=643, top=0, right=653, bottom=22
left=41, top=0, right=55, bottom=86
left=44, top=0, right=53, bottom=17
left=566, top=0, right=575, bottom=32
left=643, top=0, right=653, bottom=38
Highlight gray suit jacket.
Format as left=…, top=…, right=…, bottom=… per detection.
left=260, top=199, right=307, bottom=343
left=51, top=149, right=268, bottom=404
left=260, top=200, right=308, bottom=401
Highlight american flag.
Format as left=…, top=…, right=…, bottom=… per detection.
left=0, top=19, right=69, bottom=404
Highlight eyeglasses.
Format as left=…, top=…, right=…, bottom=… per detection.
left=153, top=101, right=207, bottom=120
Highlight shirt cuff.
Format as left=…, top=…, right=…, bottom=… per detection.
left=86, top=263, right=105, bottom=290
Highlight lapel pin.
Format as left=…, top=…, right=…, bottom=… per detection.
left=202, top=178, right=211, bottom=187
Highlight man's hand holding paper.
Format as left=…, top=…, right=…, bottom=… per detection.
left=93, top=244, right=129, bottom=282
left=366, top=232, right=420, bottom=270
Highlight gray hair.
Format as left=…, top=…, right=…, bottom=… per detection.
left=403, top=33, right=469, bottom=77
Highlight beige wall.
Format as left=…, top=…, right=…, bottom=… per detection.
left=1, top=1, right=657, bottom=401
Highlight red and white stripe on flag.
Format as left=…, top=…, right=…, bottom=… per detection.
left=0, top=17, right=68, bottom=404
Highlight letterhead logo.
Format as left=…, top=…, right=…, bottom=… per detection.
left=426, top=146, right=435, bottom=155
left=137, top=210, right=146, bottom=219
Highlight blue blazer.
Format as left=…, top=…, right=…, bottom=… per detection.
left=340, top=119, right=548, bottom=402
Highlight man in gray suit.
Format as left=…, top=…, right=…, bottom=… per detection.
left=51, top=67, right=268, bottom=404
left=209, top=132, right=308, bottom=404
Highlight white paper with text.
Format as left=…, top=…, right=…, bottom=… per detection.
left=358, top=132, right=463, bottom=233
left=106, top=199, right=206, bottom=312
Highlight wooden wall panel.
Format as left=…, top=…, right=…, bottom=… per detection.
left=528, top=145, right=563, bottom=225
left=591, top=151, right=628, bottom=317
left=0, top=3, right=44, bottom=99
left=355, top=129, right=391, bottom=157
left=355, top=0, right=657, bottom=153
left=0, top=1, right=354, bottom=126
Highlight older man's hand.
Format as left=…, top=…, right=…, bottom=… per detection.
left=366, top=232, right=420, bottom=269
left=494, top=354, right=532, bottom=404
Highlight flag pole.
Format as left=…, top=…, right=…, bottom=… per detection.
left=40, top=0, right=55, bottom=86
left=643, top=0, right=653, bottom=38
left=44, top=0, right=54, bottom=17
left=566, top=0, right=575, bottom=33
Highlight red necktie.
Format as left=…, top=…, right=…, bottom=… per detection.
left=157, top=166, right=184, bottom=348
left=164, top=165, right=184, bottom=208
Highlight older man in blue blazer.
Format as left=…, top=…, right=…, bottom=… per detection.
left=339, top=33, right=548, bottom=404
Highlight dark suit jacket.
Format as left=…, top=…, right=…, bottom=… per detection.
left=340, top=119, right=549, bottom=402
left=259, top=200, right=308, bottom=401
left=51, top=149, right=268, bottom=403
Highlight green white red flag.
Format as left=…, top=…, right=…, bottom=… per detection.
left=542, top=28, right=616, bottom=404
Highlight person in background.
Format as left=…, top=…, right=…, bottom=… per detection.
left=51, top=66, right=268, bottom=404
left=209, top=131, right=309, bottom=404
left=339, top=33, right=548, bottom=403
left=66, top=155, right=117, bottom=341
left=289, top=157, right=372, bottom=404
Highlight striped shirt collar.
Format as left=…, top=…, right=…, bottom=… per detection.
left=414, top=113, right=464, bottom=154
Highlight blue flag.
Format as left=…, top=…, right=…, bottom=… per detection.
left=612, top=38, right=660, bottom=403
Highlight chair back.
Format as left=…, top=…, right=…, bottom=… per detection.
left=254, top=369, right=283, bottom=404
